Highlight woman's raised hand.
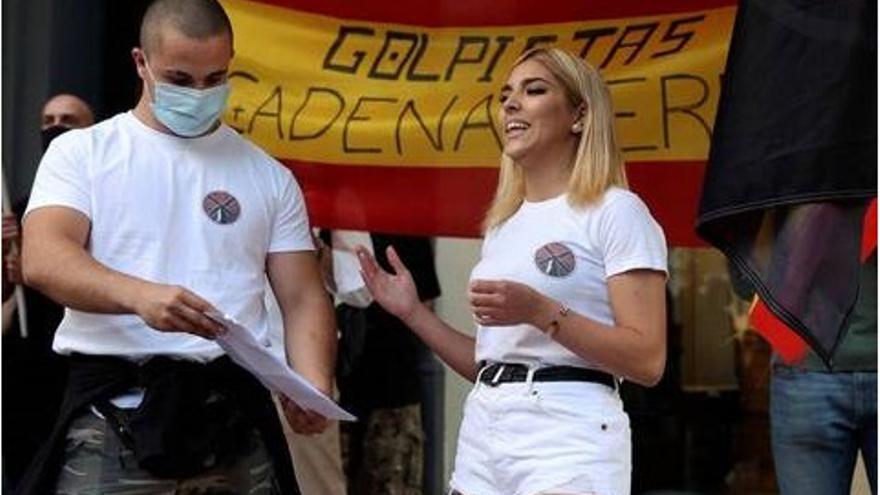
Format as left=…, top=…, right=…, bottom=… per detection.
left=356, top=245, right=420, bottom=323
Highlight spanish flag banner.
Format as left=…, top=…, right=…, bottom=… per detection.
left=222, top=0, right=736, bottom=243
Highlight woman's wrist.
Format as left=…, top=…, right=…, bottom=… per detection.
left=529, top=295, right=555, bottom=327
left=534, top=297, right=569, bottom=338
left=401, top=301, right=429, bottom=330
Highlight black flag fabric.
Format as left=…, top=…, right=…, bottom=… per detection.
left=697, top=0, right=877, bottom=365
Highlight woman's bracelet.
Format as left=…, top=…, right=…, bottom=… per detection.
left=545, top=304, right=570, bottom=338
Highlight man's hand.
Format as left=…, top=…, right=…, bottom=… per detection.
left=4, top=251, right=22, bottom=285
left=132, top=282, right=226, bottom=339
left=2, top=213, right=19, bottom=247
left=279, top=394, right=330, bottom=435
left=3, top=213, right=22, bottom=291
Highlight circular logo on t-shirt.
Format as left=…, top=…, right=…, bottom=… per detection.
left=534, top=242, right=575, bottom=277
left=202, top=191, right=241, bottom=225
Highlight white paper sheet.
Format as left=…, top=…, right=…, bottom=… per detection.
left=206, top=311, right=355, bottom=422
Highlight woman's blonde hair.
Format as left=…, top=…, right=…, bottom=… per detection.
left=483, top=47, right=627, bottom=232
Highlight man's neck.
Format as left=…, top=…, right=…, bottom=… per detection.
left=132, top=94, right=174, bottom=135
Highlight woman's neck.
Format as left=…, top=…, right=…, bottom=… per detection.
left=520, top=145, right=576, bottom=202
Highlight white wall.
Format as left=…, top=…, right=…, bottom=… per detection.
left=433, top=236, right=482, bottom=484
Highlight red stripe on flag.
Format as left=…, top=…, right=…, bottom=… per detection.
left=861, top=198, right=877, bottom=262
left=247, top=0, right=736, bottom=27
left=749, top=297, right=809, bottom=365
left=283, top=159, right=707, bottom=246
left=290, top=162, right=495, bottom=237
left=628, top=161, right=707, bottom=248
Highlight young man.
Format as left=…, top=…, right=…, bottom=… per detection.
left=18, top=1, right=336, bottom=493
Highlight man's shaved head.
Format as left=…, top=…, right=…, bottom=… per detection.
left=139, top=0, right=233, bottom=55
left=41, top=94, right=94, bottom=130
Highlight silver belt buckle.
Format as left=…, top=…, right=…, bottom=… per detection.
left=490, top=364, right=506, bottom=386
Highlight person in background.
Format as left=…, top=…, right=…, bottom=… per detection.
left=333, top=231, right=440, bottom=495
left=1, top=92, right=94, bottom=491
left=39, top=94, right=95, bottom=149
left=266, top=234, right=348, bottom=495
left=770, top=248, right=876, bottom=495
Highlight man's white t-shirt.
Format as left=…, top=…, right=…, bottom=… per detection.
left=26, top=111, right=313, bottom=362
left=470, top=187, right=668, bottom=369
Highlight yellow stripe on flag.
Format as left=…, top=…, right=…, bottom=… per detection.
left=222, top=0, right=735, bottom=168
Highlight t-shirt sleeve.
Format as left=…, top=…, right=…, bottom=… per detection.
left=269, top=169, right=314, bottom=253
left=24, top=133, right=91, bottom=220
left=598, top=192, right=668, bottom=278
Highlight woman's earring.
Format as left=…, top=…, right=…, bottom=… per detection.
left=572, top=122, right=583, bottom=134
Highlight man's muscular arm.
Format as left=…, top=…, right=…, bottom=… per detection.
left=23, top=206, right=223, bottom=338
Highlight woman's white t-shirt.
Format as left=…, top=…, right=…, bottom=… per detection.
left=471, top=187, right=667, bottom=369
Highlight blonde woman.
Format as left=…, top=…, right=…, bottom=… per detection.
left=357, top=47, right=667, bottom=495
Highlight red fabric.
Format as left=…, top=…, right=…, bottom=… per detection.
left=750, top=297, right=809, bottom=365
left=861, top=198, right=877, bottom=262
left=247, top=0, right=736, bottom=27
left=284, top=159, right=707, bottom=245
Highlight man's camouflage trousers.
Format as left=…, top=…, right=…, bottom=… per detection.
left=342, top=403, right=425, bottom=495
left=54, top=409, right=281, bottom=494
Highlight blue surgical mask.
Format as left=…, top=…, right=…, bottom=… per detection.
left=146, top=61, right=230, bottom=137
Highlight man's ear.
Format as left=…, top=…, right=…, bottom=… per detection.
left=132, top=47, right=147, bottom=79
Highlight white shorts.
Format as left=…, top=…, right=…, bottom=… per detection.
left=449, top=373, right=631, bottom=495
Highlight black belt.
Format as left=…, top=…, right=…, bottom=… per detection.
left=478, top=362, right=615, bottom=389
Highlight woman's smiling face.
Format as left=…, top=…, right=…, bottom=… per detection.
left=499, top=58, right=580, bottom=164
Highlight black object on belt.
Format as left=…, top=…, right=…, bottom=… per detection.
left=478, top=362, right=616, bottom=389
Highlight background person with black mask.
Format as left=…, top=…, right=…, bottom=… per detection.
left=1, top=92, right=94, bottom=491
left=38, top=94, right=95, bottom=152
